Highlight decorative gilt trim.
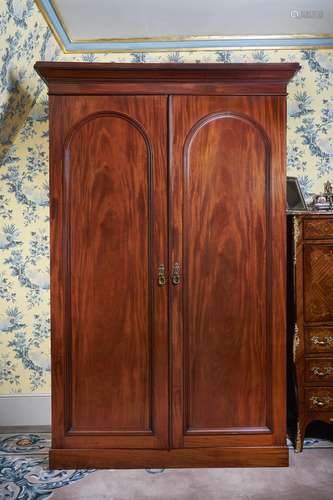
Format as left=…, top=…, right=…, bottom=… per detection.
left=309, top=395, right=333, bottom=408
left=37, top=44, right=333, bottom=54
left=311, top=335, right=333, bottom=347
left=311, top=366, right=333, bottom=377
left=293, top=323, right=300, bottom=362
left=295, top=421, right=302, bottom=453
left=293, top=216, right=301, bottom=264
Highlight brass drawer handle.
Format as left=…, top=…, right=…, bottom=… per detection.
left=310, top=396, right=333, bottom=408
left=311, top=335, right=333, bottom=347
left=157, top=264, right=167, bottom=286
left=171, top=263, right=181, bottom=286
left=311, top=366, right=333, bottom=377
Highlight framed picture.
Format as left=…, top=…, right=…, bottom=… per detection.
left=287, top=176, right=308, bottom=212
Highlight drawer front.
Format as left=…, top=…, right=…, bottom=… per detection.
left=305, top=388, right=333, bottom=412
left=303, top=218, right=333, bottom=240
left=305, top=327, right=333, bottom=354
left=305, top=359, right=333, bottom=382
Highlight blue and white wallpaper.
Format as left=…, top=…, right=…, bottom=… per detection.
left=0, top=1, right=333, bottom=394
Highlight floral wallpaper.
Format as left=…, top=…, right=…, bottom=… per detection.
left=0, top=1, right=332, bottom=395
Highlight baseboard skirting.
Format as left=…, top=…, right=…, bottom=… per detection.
left=0, top=393, right=51, bottom=427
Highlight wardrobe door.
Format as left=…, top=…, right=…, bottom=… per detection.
left=170, top=96, right=286, bottom=448
left=50, top=96, right=168, bottom=449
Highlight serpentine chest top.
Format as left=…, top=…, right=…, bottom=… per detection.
left=288, top=213, right=333, bottom=452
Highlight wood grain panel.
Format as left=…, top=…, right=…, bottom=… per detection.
left=67, top=113, right=152, bottom=432
left=184, top=113, right=269, bottom=431
left=304, top=244, right=333, bottom=323
left=50, top=96, right=168, bottom=450
left=171, top=96, right=283, bottom=448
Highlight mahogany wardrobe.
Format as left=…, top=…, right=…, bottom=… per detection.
left=34, top=62, right=300, bottom=469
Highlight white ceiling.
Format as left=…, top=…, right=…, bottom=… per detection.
left=54, top=0, right=333, bottom=40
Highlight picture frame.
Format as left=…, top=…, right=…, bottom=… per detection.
left=286, top=176, right=308, bottom=212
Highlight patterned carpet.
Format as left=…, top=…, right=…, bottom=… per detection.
left=0, top=431, right=332, bottom=499
left=0, top=433, right=92, bottom=499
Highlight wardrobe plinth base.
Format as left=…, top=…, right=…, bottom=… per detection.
left=49, top=446, right=289, bottom=469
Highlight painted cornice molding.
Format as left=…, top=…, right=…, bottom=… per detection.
left=36, top=0, right=333, bottom=53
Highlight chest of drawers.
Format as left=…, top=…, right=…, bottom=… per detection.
left=288, top=214, right=333, bottom=452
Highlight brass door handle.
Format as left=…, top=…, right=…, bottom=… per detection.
left=158, top=264, right=167, bottom=286
left=171, top=263, right=181, bottom=286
